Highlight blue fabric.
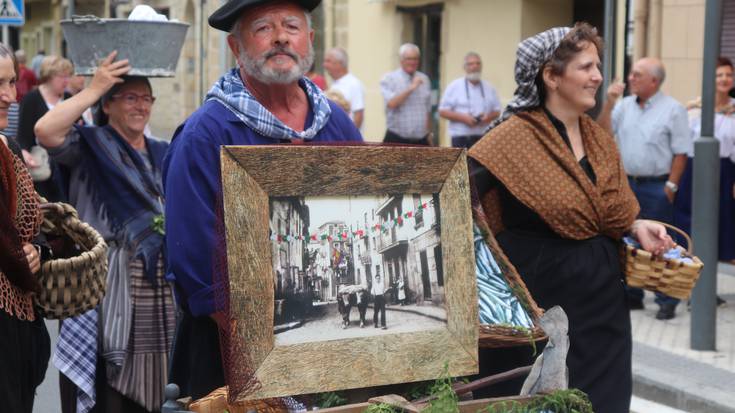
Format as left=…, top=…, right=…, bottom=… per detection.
left=674, top=157, right=735, bottom=261
left=627, top=178, right=680, bottom=306
left=206, top=68, right=331, bottom=141
left=54, top=309, right=97, bottom=413
left=163, top=96, right=362, bottom=316
left=76, top=125, right=167, bottom=283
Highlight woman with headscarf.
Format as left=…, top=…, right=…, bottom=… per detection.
left=0, top=43, right=51, bottom=413
left=468, top=23, right=673, bottom=412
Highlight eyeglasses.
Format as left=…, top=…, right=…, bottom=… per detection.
left=111, top=93, right=156, bottom=106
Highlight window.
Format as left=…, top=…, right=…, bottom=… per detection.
left=413, top=194, right=424, bottom=228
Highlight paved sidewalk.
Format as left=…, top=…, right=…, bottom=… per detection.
left=630, top=264, right=735, bottom=413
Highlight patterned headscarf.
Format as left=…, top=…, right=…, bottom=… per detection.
left=488, top=27, right=571, bottom=130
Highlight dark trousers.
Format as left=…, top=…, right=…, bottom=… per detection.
left=0, top=311, right=50, bottom=413
left=627, top=177, right=680, bottom=308
left=373, top=294, right=386, bottom=327
left=383, top=130, right=430, bottom=146
left=168, top=311, right=225, bottom=401
left=451, top=135, right=483, bottom=149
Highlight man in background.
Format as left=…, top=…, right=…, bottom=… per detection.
left=324, top=47, right=365, bottom=130
left=439, top=52, right=501, bottom=148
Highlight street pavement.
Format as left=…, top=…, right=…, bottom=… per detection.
left=630, top=264, right=735, bottom=413
left=275, top=303, right=447, bottom=345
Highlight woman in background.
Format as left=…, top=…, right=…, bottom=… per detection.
left=17, top=55, right=73, bottom=201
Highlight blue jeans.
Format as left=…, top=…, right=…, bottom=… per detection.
left=627, top=178, right=680, bottom=308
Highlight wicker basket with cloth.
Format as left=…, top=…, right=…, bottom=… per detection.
left=34, top=201, right=108, bottom=319
left=623, top=221, right=703, bottom=300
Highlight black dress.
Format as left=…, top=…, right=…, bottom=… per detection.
left=471, top=110, right=632, bottom=413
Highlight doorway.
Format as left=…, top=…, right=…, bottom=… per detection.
left=420, top=250, right=431, bottom=300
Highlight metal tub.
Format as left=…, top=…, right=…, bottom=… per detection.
left=61, top=15, right=189, bottom=77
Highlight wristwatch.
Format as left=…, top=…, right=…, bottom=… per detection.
left=665, top=180, right=679, bottom=193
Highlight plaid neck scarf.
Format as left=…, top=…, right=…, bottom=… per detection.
left=206, top=68, right=332, bottom=141
left=489, top=27, right=571, bottom=130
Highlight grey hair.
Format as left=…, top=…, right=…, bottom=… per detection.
left=0, top=43, right=17, bottom=76
left=326, top=47, right=348, bottom=68
left=650, top=63, right=666, bottom=84
left=14, top=49, right=26, bottom=64
left=398, top=43, right=420, bottom=59
left=464, top=51, right=481, bottom=64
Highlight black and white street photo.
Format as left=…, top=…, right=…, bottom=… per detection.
left=269, top=194, right=448, bottom=346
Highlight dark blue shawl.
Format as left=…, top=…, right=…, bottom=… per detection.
left=77, top=125, right=167, bottom=283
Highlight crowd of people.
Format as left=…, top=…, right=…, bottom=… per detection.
left=0, top=0, right=732, bottom=412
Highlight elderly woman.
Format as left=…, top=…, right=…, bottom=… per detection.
left=0, top=43, right=51, bottom=413
left=468, top=23, right=672, bottom=412
left=17, top=55, right=73, bottom=201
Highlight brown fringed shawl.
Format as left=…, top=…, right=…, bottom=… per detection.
left=0, top=140, right=42, bottom=320
left=468, top=108, right=639, bottom=240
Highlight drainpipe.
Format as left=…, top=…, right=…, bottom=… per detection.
left=691, top=0, right=722, bottom=352
left=633, top=0, right=648, bottom=61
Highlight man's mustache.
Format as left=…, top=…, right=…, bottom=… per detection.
left=263, top=46, right=299, bottom=62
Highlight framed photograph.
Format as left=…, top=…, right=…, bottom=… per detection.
left=221, top=145, right=478, bottom=400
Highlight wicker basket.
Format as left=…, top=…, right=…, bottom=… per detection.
left=188, top=387, right=290, bottom=413
left=474, top=215, right=547, bottom=348
left=624, top=221, right=703, bottom=300
left=35, top=202, right=108, bottom=319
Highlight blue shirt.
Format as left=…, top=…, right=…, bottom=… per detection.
left=612, top=91, right=691, bottom=176
left=163, top=99, right=362, bottom=316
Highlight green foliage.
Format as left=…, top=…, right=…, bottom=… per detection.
left=477, top=389, right=593, bottom=413
left=151, top=214, right=165, bottom=236
left=404, top=381, right=434, bottom=400
left=365, top=403, right=401, bottom=413
left=421, top=364, right=460, bottom=413
left=315, top=391, right=348, bottom=408
left=494, top=322, right=537, bottom=356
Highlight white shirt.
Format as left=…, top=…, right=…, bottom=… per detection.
left=688, top=99, right=735, bottom=161
left=331, top=73, right=365, bottom=122
left=371, top=278, right=385, bottom=296
left=439, top=77, right=501, bottom=137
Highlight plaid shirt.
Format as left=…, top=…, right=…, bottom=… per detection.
left=380, top=69, right=432, bottom=139
left=54, top=309, right=98, bottom=413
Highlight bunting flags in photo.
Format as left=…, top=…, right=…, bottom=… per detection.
left=270, top=200, right=434, bottom=244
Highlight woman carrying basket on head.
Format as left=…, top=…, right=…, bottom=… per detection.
left=34, top=51, right=176, bottom=413
left=468, top=23, right=673, bottom=413
left=0, top=43, right=52, bottom=413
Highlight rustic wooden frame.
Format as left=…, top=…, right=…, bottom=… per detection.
left=221, top=145, right=478, bottom=400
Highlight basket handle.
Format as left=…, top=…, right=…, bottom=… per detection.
left=71, top=15, right=104, bottom=25
left=650, top=220, right=694, bottom=254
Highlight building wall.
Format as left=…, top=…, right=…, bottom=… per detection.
left=657, top=0, right=706, bottom=105
left=324, top=0, right=573, bottom=144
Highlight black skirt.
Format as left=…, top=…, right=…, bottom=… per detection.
left=0, top=310, right=51, bottom=413
left=496, top=229, right=632, bottom=413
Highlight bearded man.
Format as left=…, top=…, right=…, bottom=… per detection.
left=438, top=52, right=501, bottom=148
left=163, top=0, right=362, bottom=400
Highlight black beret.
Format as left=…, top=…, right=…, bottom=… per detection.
left=209, top=0, right=322, bottom=32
